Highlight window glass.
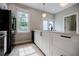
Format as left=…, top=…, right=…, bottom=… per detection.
left=43, top=20, right=54, bottom=31
left=17, top=11, right=29, bottom=32
left=43, top=20, right=48, bottom=30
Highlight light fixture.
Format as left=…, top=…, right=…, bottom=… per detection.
left=42, top=13, right=47, bottom=18
left=42, top=3, right=47, bottom=18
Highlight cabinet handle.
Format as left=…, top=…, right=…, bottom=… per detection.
left=61, top=35, right=71, bottom=38
left=40, top=32, right=42, bottom=36
left=60, top=55, right=64, bottom=56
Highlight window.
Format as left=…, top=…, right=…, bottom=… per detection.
left=64, top=14, right=77, bottom=32
left=43, top=20, right=48, bottom=30
left=17, top=9, right=29, bottom=32
left=43, top=20, right=54, bottom=31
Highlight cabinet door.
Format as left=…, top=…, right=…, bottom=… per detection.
left=42, top=32, right=50, bottom=55
left=53, top=45, right=71, bottom=56
left=49, top=33, right=54, bottom=56
left=34, top=31, right=42, bottom=49
left=38, top=32, right=42, bottom=49
left=53, top=33, right=79, bottom=56
left=34, top=32, right=39, bottom=46
left=0, top=36, right=4, bottom=56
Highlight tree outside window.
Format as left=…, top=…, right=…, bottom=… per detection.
left=17, top=11, right=29, bottom=32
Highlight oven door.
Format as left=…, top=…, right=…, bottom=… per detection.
left=0, top=31, right=7, bottom=56
left=0, top=34, right=4, bottom=56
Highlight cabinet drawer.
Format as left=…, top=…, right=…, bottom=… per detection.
left=53, top=46, right=71, bottom=56
left=72, top=36, right=79, bottom=43
left=53, top=35, right=79, bottom=56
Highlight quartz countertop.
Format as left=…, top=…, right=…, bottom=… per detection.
left=34, top=30, right=79, bottom=36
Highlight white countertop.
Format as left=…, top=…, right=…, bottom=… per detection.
left=34, top=30, right=79, bottom=36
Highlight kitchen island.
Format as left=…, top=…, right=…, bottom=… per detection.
left=34, top=30, right=79, bottom=56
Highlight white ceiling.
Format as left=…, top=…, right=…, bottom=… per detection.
left=20, top=3, right=76, bottom=14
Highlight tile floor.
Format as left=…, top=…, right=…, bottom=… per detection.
left=9, top=43, right=44, bottom=56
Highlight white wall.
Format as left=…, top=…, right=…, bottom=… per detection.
left=55, top=4, right=79, bottom=33
left=7, top=3, right=54, bottom=44
left=0, top=3, right=7, bottom=9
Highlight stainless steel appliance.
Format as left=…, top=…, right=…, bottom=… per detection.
left=0, top=31, right=7, bottom=55
left=0, top=9, right=12, bottom=55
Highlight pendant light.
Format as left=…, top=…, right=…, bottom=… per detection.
left=42, top=3, right=47, bottom=18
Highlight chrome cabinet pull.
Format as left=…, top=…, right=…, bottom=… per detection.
left=40, top=32, right=42, bottom=36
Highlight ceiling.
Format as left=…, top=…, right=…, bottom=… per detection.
left=20, top=3, right=76, bottom=14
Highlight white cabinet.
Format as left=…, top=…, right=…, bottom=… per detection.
left=34, top=31, right=42, bottom=49
left=53, top=33, right=79, bottom=56
left=34, top=31, right=50, bottom=55
left=53, top=45, right=71, bottom=56
left=42, top=32, right=50, bottom=55
left=49, top=32, right=54, bottom=56
left=34, top=31, right=79, bottom=56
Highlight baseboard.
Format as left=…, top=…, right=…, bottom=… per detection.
left=14, top=40, right=32, bottom=45
left=14, top=40, right=32, bottom=46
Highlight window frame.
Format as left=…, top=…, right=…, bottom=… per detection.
left=63, top=12, right=78, bottom=33
left=43, top=20, right=54, bottom=31
left=16, top=8, right=30, bottom=33
left=43, top=20, right=49, bottom=30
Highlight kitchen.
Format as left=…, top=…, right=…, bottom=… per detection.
left=0, top=3, right=79, bottom=56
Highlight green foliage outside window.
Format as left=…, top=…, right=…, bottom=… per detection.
left=18, top=11, right=29, bottom=32
left=69, top=15, right=76, bottom=31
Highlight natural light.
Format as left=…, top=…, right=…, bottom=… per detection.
left=19, top=46, right=39, bottom=56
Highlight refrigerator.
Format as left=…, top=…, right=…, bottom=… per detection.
left=0, top=9, right=12, bottom=55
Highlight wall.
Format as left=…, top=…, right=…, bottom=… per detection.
left=7, top=3, right=54, bottom=44
left=0, top=3, right=7, bottom=9
left=55, top=4, right=79, bottom=33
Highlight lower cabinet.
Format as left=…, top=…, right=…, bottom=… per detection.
left=34, top=31, right=42, bottom=49
left=34, top=31, right=50, bottom=56
left=53, top=33, right=79, bottom=56
left=53, top=45, right=71, bottom=56
left=34, top=31, right=79, bottom=56
left=42, top=32, right=50, bottom=55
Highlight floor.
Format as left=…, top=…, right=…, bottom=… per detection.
left=9, top=43, right=44, bottom=56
